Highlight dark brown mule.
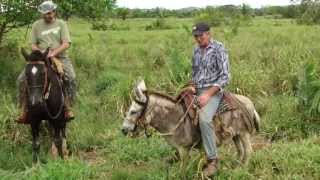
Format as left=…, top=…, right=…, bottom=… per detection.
left=21, top=48, right=68, bottom=163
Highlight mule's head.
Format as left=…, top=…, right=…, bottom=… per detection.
left=21, top=48, right=49, bottom=107
left=121, top=79, right=148, bottom=136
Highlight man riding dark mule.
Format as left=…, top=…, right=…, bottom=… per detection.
left=20, top=48, right=69, bottom=163
left=16, top=1, right=75, bottom=124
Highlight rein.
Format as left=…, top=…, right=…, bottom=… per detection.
left=133, top=91, right=197, bottom=137
left=26, top=59, right=65, bottom=120
left=158, top=96, right=196, bottom=136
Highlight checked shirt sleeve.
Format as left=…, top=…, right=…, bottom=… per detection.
left=213, top=46, right=230, bottom=90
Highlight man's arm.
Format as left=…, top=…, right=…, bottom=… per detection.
left=48, top=20, right=71, bottom=58
left=197, top=45, right=230, bottom=107
left=31, top=44, right=41, bottom=51
left=47, top=41, right=70, bottom=58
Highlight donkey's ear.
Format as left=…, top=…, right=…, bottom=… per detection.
left=43, top=47, right=50, bottom=58
left=21, top=48, right=29, bottom=61
left=136, top=79, right=147, bottom=92
left=134, top=79, right=147, bottom=103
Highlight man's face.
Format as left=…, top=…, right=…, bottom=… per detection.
left=194, top=31, right=211, bottom=48
left=43, top=11, right=56, bottom=23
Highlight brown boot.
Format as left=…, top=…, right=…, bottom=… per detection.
left=16, top=111, right=29, bottom=124
left=65, top=109, right=75, bottom=121
left=203, top=158, right=219, bottom=177
left=64, top=94, right=75, bottom=121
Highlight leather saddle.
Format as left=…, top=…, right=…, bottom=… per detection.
left=176, top=87, right=239, bottom=123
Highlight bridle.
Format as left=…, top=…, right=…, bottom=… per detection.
left=26, top=59, right=65, bottom=120
left=132, top=90, right=151, bottom=137
left=26, top=61, right=48, bottom=94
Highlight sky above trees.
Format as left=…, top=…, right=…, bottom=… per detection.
left=117, top=0, right=294, bottom=9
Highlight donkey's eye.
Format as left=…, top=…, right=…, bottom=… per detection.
left=130, top=111, right=138, bottom=115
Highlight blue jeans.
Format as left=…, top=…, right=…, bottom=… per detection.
left=197, top=88, right=223, bottom=160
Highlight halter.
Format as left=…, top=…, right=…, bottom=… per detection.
left=132, top=91, right=151, bottom=137
left=26, top=59, right=65, bottom=120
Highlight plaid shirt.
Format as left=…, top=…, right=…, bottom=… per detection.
left=192, top=40, right=230, bottom=90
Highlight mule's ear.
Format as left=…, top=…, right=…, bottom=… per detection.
left=21, top=48, right=29, bottom=61
left=134, top=79, right=147, bottom=103
left=43, top=47, right=50, bottom=58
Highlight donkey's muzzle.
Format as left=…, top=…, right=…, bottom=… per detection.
left=121, top=128, right=128, bottom=136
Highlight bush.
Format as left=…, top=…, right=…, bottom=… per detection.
left=194, top=6, right=252, bottom=27
left=145, top=18, right=172, bottom=31
left=297, top=1, right=320, bottom=25
left=91, top=20, right=130, bottom=31
left=297, top=62, right=320, bottom=120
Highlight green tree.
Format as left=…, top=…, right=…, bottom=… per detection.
left=0, top=0, right=41, bottom=45
left=116, top=8, right=130, bottom=20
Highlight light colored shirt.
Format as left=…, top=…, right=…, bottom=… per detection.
left=31, top=19, right=71, bottom=58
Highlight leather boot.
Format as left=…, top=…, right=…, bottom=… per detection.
left=203, top=158, right=219, bottom=177
left=65, top=109, right=75, bottom=121
left=16, top=111, right=29, bottom=124
left=64, top=95, right=74, bottom=121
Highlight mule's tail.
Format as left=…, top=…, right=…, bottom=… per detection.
left=253, top=109, right=261, bottom=132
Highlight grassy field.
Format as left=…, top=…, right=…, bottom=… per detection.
left=0, top=17, right=319, bottom=179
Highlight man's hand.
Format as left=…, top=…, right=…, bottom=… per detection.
left=47, top=50, right=56, bottom=59
left=197, top=86, right=220, bottom=107
left=197, top=92, right=211, bottom=107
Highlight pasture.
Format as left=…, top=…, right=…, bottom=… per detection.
left=0, top=17, right=319, bottom=179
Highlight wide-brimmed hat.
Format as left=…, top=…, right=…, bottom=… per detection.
left=38, top=1, right=57, bottom=14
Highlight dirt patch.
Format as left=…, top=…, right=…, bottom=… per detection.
left=77, top=148, right=106, bottom=166
left=251, top=135, right=272, bottom=151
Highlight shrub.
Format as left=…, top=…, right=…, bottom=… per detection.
left=297, top=62, right=320, bottom=120
left=145, top=18, right=172, bottom=31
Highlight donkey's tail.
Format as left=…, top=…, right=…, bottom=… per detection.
left=253, top=109, right=261, bottom=132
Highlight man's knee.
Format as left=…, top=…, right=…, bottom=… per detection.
left=199, top=114, right=212, bottom=127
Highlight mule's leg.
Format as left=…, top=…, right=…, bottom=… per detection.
left=239, top=132, right=253, bottom=164
left=47, top=124, right=58, bottom=159
left=233, top=135, right=244, bottom=162
left=53, top=127, right=64, bottom=159
left=31, top=122, right=40, bottom=164
left=61, top=126, right=69, bottom=158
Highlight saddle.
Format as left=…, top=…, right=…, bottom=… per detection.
left=176, top=86, right=239, bottom=124
left=51, top=57, right=64, bottom=77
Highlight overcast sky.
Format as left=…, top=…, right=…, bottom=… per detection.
left=117, top=0, right=293, bottom=9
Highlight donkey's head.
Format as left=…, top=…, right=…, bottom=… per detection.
left=121, top=79, right=148, bottom=136
left=21, top=48, right=49, bottom=107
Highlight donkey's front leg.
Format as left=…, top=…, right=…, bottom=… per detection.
left=31, top=122, right=40, bottom=165
left=53, top=127, right=64, bottom=159
left=177, top=147, right=189, bottom=178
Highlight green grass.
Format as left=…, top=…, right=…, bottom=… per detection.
left=0, top=17, right=319, bottom=179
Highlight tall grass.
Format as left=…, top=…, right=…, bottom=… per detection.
left=0, top=17, right=319, bottom=179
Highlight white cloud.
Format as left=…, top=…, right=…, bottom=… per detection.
left=117, top=0, right=293, bottom=9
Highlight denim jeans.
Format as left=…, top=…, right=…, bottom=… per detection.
left=197, top=88, right=223, bottom=160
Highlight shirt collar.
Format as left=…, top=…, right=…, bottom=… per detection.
left=195, top=39, right=215, bottom=53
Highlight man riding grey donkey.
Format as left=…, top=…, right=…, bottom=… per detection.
left=190, top=22, right=230, bottom=177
